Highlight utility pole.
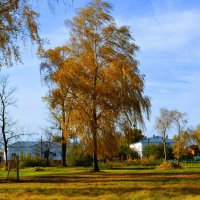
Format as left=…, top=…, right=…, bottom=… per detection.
left=41, top=135, right=43, bottom=159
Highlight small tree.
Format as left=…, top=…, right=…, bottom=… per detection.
left=171, top=110, right=187, bottom=165
left=0, top=75, right=17, bottom=168
left=41, top=129, right=54, bottom=166
left=172, top=131, right=190, bottom=161
left=155, top=108, right=173, bottom=161
left=43, top=90, right=73, bottom=167
left=191, top=125, right=200, bottom=148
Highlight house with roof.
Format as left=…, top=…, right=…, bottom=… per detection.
left=130, top=135, right=177, bottom=157
left=6, top=141, right=62, bottom=161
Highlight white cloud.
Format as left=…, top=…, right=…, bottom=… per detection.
left=116, top=7, right=200, bottom=135
left=116, top=9, right=200, bottom=62
left=150, top=0, right=184, bottom=14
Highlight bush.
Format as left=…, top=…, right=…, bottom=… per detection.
left=66, top=146, right=93, bottom=167
left=124, top=156, right=162, bottom=166
left=19, top=154, right=50, bottom=168
left=140, top=156, right=162, bottom=166
left=98, top=156, right=162, bottom=169
left=144, top=144, right=174, bottom=160
left=117, top=144, right=140, bottom=161
left=99, top=160, right=126, bottom=169
left=51, top=160, right=62, bottom=167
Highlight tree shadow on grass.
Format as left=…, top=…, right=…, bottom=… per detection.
left=110, top=167, right=155, bottom=170
left=1, top=172, right=200, bottom=184
left=0, top=185, right=199, bottom=198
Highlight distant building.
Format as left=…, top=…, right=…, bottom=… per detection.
left=130, top=135, right=177, bottom=157
left=5, top=141, right=62, bottom=161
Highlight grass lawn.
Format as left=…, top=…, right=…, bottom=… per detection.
left=0, top=163, right=200, bottom=199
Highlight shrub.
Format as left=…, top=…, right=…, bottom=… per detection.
left=124, top=156, right=162, bottom=166
left=144, top=144, right=174, bottom=160
left=140, top=155, right=162, bottom=166
left=19, top=154, right=50, bottom=168
left=66, top=146, right=93, bottom=167
left=117, top=144, right=140, bottom=161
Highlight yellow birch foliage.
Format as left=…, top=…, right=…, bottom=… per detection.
left=0, top=0, right=42, bottom=67
left=192, top=125, right=200, bottom=149
left=172, top=131, right=190, bottom=159
left=40, top=0, right=151, bottom=171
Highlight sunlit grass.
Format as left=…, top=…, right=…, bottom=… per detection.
left=0, top=163, right=200, bottom=199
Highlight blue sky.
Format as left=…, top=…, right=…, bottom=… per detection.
left=1, top=0, right=200, bottom=138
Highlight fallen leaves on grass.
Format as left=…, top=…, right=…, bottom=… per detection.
left=156, top=162, right=182, bottom=170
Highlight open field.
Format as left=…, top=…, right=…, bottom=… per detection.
left=0, top=163, right=200, bottom=200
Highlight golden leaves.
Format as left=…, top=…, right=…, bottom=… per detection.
left=40, top=0, right=151, bottom=166
left=0, top=0, right=41, bottom=67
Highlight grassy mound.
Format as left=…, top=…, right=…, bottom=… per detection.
left=156, top=161, right=182, bottom=170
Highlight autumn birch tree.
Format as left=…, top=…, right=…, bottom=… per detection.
left=171, top=110, right=187, bottom=165
left=40, top=0, right=150, bottom=172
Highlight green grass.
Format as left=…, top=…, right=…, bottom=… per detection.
left=0, top=163, right=200, bottom=199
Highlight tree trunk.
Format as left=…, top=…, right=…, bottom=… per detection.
left=4, top=145, right=8, bottom=169
left=177, top=141, right=180, bottom=166
left=92, top=104, right=99, bottom=172
left=61, top=103, right=67, bottom=167
left=62, top=134, right=67, bottom=167
left=93, top=126, right=99, bottom=172
left=92, top=64, right=99, bottom=172
left=2, top=102, right=8, bottom=169
left=177, top=128, right=181, bottom=166
left=163, top=141, right=167, bottom=162
left=62, top=144, right=67, bottom=167
left=92, top=105, right=99, bottom=172
left=46, top=150, right=50, bottom=166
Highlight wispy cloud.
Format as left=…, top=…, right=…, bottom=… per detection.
left=150, top=0, right=184, bottom=14
left=115, top=4, right=200, bottom=134
left=117, top=10, right=200, bottom=58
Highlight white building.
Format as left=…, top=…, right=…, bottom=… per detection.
left=130, top=136, right=177, bottom=157
left=6, top=141, right=62, bottom=160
